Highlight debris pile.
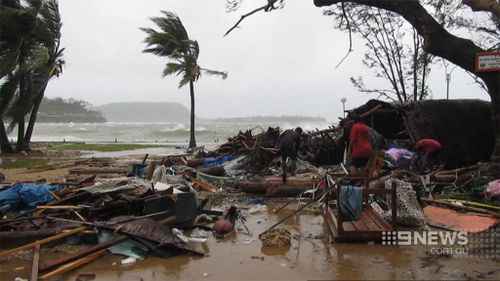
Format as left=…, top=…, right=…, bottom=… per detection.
left=1, top=98, right=498, bottom=279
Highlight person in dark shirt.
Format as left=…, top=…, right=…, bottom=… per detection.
left=276, top=127, right=303, bottom=182
left=348, top=115, right=372, bottom=172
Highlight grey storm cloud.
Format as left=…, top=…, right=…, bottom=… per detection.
left=45, top=0, right=488, bottom=122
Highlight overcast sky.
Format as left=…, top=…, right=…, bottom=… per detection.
left=45, top=0, right=489, bottom=122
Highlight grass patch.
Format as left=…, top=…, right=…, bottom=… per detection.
left=48, top=143, right=170, bottom=152
left=0, top=158, right=49, bottom=169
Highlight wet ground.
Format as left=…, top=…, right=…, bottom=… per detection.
left=1, top=201, right=499, bottom=281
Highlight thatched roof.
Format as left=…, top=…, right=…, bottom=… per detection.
left=347, top=99, right=494, bottom=167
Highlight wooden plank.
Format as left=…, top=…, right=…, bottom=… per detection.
left=351, top=217, right=369, bottom=231
left=342, top=222, right=356, bottom=231
left=322, top=204, right=339, bottom=240
left=365, top=209, right=392, bottom=230
left=30, top=244, right=40, bottom=281
left=39, top=235, right=128, bottom=271
left=36, top=205, right=82, bottom=210
left=360, top=212, right=382, bottom=230
left=0, top=226, right=86, bottom=260
left=190, top=178, right=217, bottom=192
left=39, top=250, right=105, bottom=280
left=40, top=215, right=176, bottom=271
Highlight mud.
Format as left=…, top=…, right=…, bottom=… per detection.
left=1, top=201, right=498, bottom=281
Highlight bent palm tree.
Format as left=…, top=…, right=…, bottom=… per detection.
left=0, top=0, right=64, bottom=152
left=141, top=11, right=227, bottom=148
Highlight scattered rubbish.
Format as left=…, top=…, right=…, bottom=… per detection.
left=121, top=257, right=137, bottom=265
left=259, top=228, right=291, bottom=247
left=247, top=205, right=266, bottom=214
left=98, top=230, right=147, bottom=260
left=251, top=255, right=265, bottom=261
left=485, top=179, right=500, bottom=201
left=190, top=228, right=210, bottom=238
left=243, top=237, right=256, bottom=245
left=1, top=99, right=498, bottom=279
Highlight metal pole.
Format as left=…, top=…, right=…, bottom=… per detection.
left=340, top=97, right=346, bottom=119
left=446, top=73, right=450, bottom=100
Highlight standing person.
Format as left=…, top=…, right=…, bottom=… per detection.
left=348, top=115, right=372, bottom=173
left=413, top=138, right=442, bottom=173
left=276, top=127, right=303, bottom=183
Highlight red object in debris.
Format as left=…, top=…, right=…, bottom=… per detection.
left=424, top=205, right=497, bottom=233
left=212, top=206, right=238, bottom=235
left=416, top=139, right=441, bottom=153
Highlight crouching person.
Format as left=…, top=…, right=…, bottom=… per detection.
left=276, top=127, right=304, bottom=183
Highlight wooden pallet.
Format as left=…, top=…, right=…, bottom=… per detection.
left=322, top=183, right=397, bottom=242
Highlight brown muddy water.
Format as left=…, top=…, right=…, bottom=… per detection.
left=1, top=201, right=498, bottom=281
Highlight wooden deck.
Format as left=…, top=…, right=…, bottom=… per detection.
left=322, top=203, right=394, bottom=242
left=321, top=177, right=397, bottom=242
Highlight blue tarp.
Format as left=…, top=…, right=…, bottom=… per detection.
left=340, top=185, right=363, bottom=221
left=0, top=183, right=62, bottom=212
left=202, top=155, right=235, bottom=168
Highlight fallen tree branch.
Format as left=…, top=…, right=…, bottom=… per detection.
left=224, top=0, right=280, bottom=36
left=462, top=0, right=500, bottom=19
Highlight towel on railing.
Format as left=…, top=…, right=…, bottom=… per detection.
left=340, top=185, right=363, bottom=221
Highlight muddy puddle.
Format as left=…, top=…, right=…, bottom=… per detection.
left=1, top=201, right=498, bottom=281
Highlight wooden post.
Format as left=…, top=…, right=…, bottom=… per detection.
left=30, top=244, right=40, bottom=281
left=391, top=181, right=397, bottom=230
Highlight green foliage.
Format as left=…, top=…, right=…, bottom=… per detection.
left=0, top=157, right=49, bottom=169
left=37, top=97, right=106, bottom=123
left=0, top=0, right=64, bottom=150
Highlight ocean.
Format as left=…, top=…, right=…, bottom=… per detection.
left=15, top=121, right=332, bottom=144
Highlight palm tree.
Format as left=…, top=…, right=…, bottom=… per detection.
left=141, top=11, right=227, bottom=148
left=0, top=0, right=64, bottom=152
left=23, top=0, right=65, bottom=149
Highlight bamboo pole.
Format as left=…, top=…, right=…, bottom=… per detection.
left=0, top=226, right=86, bottom=259
left=422, top=198, right=500, bottom=219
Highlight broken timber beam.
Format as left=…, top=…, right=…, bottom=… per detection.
left=0, top=226, right=86, bottom=259
left=39, top=215, right=176, bottom=271
left=38, top=250, right=106, bottom=280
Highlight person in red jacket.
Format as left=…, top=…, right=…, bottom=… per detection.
left=413, top=138, right=442, bottom=173
left=348, top=115, right=372, bottom=172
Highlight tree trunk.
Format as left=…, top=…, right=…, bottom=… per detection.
left=314, top=0, right=500, bottom=164
left=15, top=119, right=25, bottom=152
left=0, top=118, right=13, bottom=154
left=23, top=82, right=48, bottom=150
left=188, top=79, right=197, bottom=148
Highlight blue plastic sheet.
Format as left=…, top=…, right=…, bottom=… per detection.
left=202, top=155, right=235, bottom=168
left=0, top=183, right=62, bottom=212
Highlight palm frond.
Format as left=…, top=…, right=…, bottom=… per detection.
left=178, top=75, right=191, bottom=89
left=162, top=62, right=185, bottom=77
left=201, top=68, right=228, bottom=79
left=0, top=72, right=21, bottom=114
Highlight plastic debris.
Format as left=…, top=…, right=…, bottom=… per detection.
left=121, top=257, right=137, bottom=265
